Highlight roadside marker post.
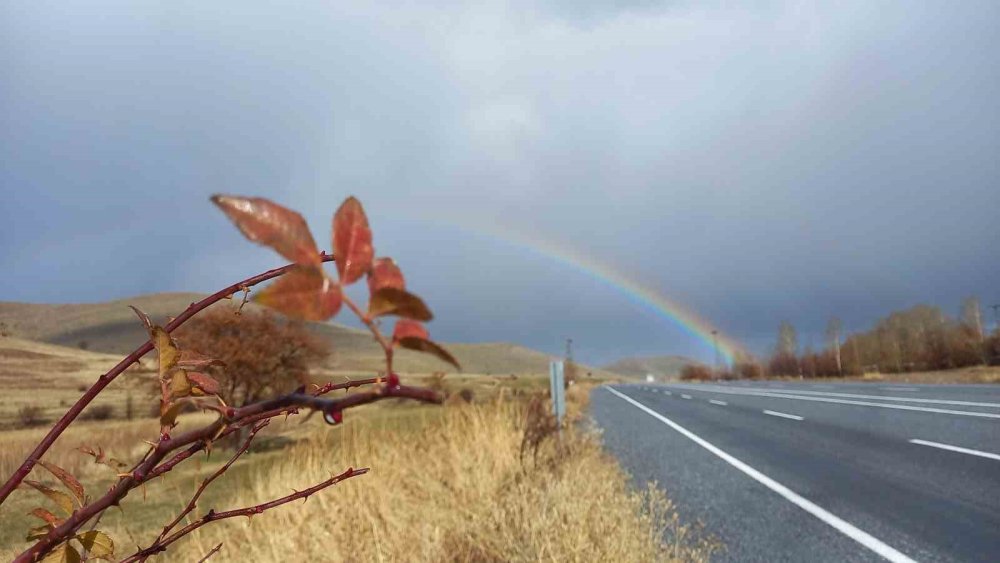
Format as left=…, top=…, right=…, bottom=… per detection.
left=549, top=361, right=566, bottom=427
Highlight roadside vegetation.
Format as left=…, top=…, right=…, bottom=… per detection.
left=1, top=194, right=712, bottom=562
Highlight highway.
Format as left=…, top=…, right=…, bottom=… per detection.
left=590, top=381, right=1000, bottom=562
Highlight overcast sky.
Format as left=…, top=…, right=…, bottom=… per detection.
left=2, top=1, right=998, bottom=365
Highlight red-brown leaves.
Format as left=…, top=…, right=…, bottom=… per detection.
left=28, top=507, right=61, bottom=526
left=35, top=462, right=84, bottom=506
left=332, top=197, right=373, bottom=284
left=367, top=257, right=405, bottom=295
left=392, top=320, right=460, bottom=370
left=254, top=266, right=343, bottom=321
left=397, top=337, right=461, bottom=371
left=23, top=480, right=75, bottom=516
left=187, top=372, right=221, bottom=396
left=211, top=195, right=321, bottom=266
left=392, top=319, right=429, bottom=341
left=369, top=288, right=433, bottom=321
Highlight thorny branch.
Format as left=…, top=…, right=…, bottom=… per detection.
left=122, top=467, right=369, bottom=563
left=0, top=254, right=336, bottom=506
left=13, top=380, right=439, bottom=563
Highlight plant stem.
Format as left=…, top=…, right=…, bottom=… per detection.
left=0, top=254, right=334, bottom=507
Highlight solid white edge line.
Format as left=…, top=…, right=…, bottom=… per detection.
left=665, top=385, right=1000, bottom=419
left=604, top=386, right=917, bottom=563
left=710, top=400, right=728, bottom=406
left=909, top=439, right=1000, bottom=461
left=764, top=410, right=804, bottom=421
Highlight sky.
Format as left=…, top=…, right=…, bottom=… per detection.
left=2, top=1, right=998, bottom=365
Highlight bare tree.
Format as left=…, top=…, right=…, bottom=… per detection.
left=826, top=316, right=843, bottom=376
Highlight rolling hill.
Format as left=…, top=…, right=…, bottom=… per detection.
left=0, top=293, right=613, bottom=377
left=601, top=355, right=703, bottom=380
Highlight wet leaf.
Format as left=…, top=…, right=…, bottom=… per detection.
left=332, top=197, right=373, bottom=284
left=254, top=266, right=342, bottom=321
left=28, top=507, right=61, bottom=526
left=151, top=327, right=180, bottom=378
left=169, top=370, right=191, bottom=398
left=187, top=372, right=220, bottom=396
left=41, top=542, right=81, bottom=563
left=27, top=524, right=53, bottom=542
left=367, top=257, right=405, bottom=297
left=36, top=462, right=85, bottom=506
left=397, top=337, right=461, bottom=370
left=368, top=288, right=433, bottom=321
left=75, top=530, right=114, bottom=558
left=23, top=480, right=75, bottom=516
left=211, top=195, right=321, bottom=266
left=392, top=319, right=429, bottom=342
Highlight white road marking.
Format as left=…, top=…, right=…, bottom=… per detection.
left=681, top=394, right=692, bottom=399
left=909, top=439, right=1000, bottom=461
left=604, top=387, right=916, bottom=563
left=664, top=391, right=672, bottom=396
left=739, top=387, right=1000, bottom=408
left=664, top=385, right=1000, bottom=419
left=764, top=410, right=804, bottom=421
left=883, top=387, right=919, bottom=392
left=710, top=400, right=728, bottom=406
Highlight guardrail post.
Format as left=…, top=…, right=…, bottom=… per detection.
left=549, top=360, right=565, bottom=428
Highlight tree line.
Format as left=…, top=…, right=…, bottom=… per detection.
left=687, top=296, right=1000, bottom=380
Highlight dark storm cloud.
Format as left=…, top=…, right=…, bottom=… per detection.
left=2, top=1, right=997, bottom=364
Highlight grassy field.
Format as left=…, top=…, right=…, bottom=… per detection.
left=0, top=294, right=621, bottom=378
left=0, top=373, right=716, bottom=562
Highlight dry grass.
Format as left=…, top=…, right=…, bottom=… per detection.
left=169, top=391, right=715, bottom=562
left=1, top=383, right=714, bottom=561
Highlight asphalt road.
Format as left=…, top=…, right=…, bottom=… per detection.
left=590, top=381, right=1000, bottom=562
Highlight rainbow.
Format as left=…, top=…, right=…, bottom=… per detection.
left=447, top=221, right=743, bottom=365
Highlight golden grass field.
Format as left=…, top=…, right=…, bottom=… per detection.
left=0, top=333, right=717, bottom=562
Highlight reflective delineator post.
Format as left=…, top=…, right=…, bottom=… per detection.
left=549, top=360, right=566, bottom=426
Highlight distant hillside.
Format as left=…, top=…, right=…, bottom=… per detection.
left=602, top=355, right=703, bottom=380
left=0, top=293, right=612, bottom=377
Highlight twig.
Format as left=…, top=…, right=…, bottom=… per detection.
left=196, top=543, right=223, bottom=563
left=13, top=381, right=439, bottom=562
left=342, top=295, right=394, bottom=377
left=122, top=467, right=369, bottom=563
left=0, top=253, right=336, bottom=506
left=155, top=420, right=269, bottom=542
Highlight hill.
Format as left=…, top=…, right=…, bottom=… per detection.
left=602, top=355, right=703, bottom=380
left=0, top=293, right=612, bottom=377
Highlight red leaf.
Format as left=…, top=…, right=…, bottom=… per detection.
left=212, top=195, right=321, bottom=266
left=177, top=350, right=226, bottom=370
left=36, top=461, right=85, bottom=506
left=28, top=507, right=61, bottom=526
left=367, top=257, right=405, bottom=296
left=332, top=197, right=374, bottom=284
left=397, top=337, right=461, bottom=370
left=392, top=319, right=428, bottom=342
left=368, top=288, right=433, bottom=321
left=254, top=266, right=343, bottom=321
left=187, top=372, right=221, bottom=396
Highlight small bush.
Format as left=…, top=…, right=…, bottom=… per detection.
left=680, top=365, right=713, bottom=381
left=17, top=405, right=47, bottom=427
left=80, top=404, right=115, bottom=421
